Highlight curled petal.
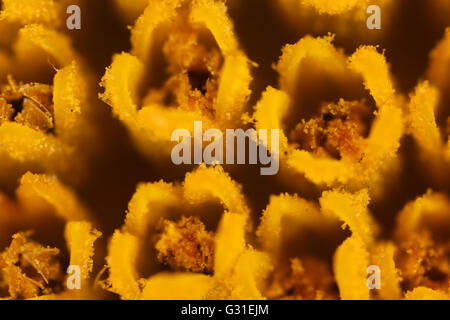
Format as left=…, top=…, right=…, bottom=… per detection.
left=276, top=35, right=348, bottom=95
left=0, top=121, right=66, bottom=163
left=106, top=231, right=141, bottom=300
left=287, top=151, right=355, bottom=185
left=320, top=189, right=378, bottom=244
left=184, top=165, right=249, bottom=215
left=189, top=0, right=239, bottom=55
left=348, top=46, right=395, bottom=107
left=371, top=242, right=402, bottom=300
left=250, top=86, right=290, bottom=153
left=333, top=236, right=370, bottom=300
left=358, top=101, right=403, bottom=185
left=14, top=24, right=79, bottom=68
left=215, top=53, right=252, bottom=127
left=395, top=191, right=450, bottom=241
left=65, top=221, right=101, bottom=282
left=214, top=211, right=247, bottom=278
left=189, top=0, right=251, bottom=126
left=136, top=104, right=214, bottom=157
left=221, top=248, right=272, bottom=300
left=53, top=61, right=87, bottom=141
left=125, top=181, right=182, bottom=237
left=131, top=0, right=183, bottom=64
left=0, top=172, right=90, bottom=248
left=211, top=212, right=272, bottom=299
left=16, top=172, right=90, bottom=221
left=0, top=61, right=92, bottom=182
left=348, top=48, right=404, bottom=179
left=407, top=82, right=443, bottom=154
left=100, top=53, right=143, bottom=127
left=257, top=193, right=328, bottom=252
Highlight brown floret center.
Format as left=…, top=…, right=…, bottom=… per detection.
left=142, top=20, right=223, bottom=120
left=155, top=216, right=215, bottom=274
left=289, top=99, right=369, bottom=161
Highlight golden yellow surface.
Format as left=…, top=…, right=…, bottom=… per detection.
left=0, top=0, right=449, bottom=300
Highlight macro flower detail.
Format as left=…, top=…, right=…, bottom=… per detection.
left=0, top=61, right=92, bottom=183
left=0, top=0, right=449, bottom=303
left=0, top=1, right=98, bottom=186
left=0, top=172, right=101, bottom=299
left=248, top=35, right=404, bottom=190
left=0, top=0, right=62, bottom=27
left=104, top=164, right=271, bottom=300
left=328, top=189, right=450, bottom=300
left=100, top=0, right=252, bottom=160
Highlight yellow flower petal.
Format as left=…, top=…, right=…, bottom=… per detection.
left=333, top=236, right=370, bottom=300
left=395, top=191, right=450, bottom=241
left=215, top=53, right=252, bottom=127
left=407, top=81, right=443, bottom=153
left=14, top=24, right=79, bottom=68
left=142, top=273, right=213, bottom=300
left=65, top=221, right=101, bottom=281
left=287, top=150, right=355, bottom=185
left=189, top=0, right=239, bottom=55
left=371, top=242, right=402, bottom=300
left=222, top=248, right=272, bottom=300
left=184, top=164, right=249, bottom=215
left=53, top=61, right=87, bottom=141
left=16, top=172, right=90, bottom=221
left=348, top=46, right=395, bottom=108
left=209, top=212, right=272, bottom=300
left=257, top=193, right=327, bottom=252
left=0, top=0, right=61, bottom=27
left=404, top=287, right=450, bottom=300
left=100, top=53, right=143, bottom=127
left=125, top=181, right=182, bottom=237
left=214, top=211, right=247, bottom=278
left=250, top=86, right=290, bottom=153
left=320, top=189, right=378, bottom=244
left=131, top=0, right=183, bottom=64
left=106, top=231, right=141, bottom=300
left=275, top=34, right=347, bottom=96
